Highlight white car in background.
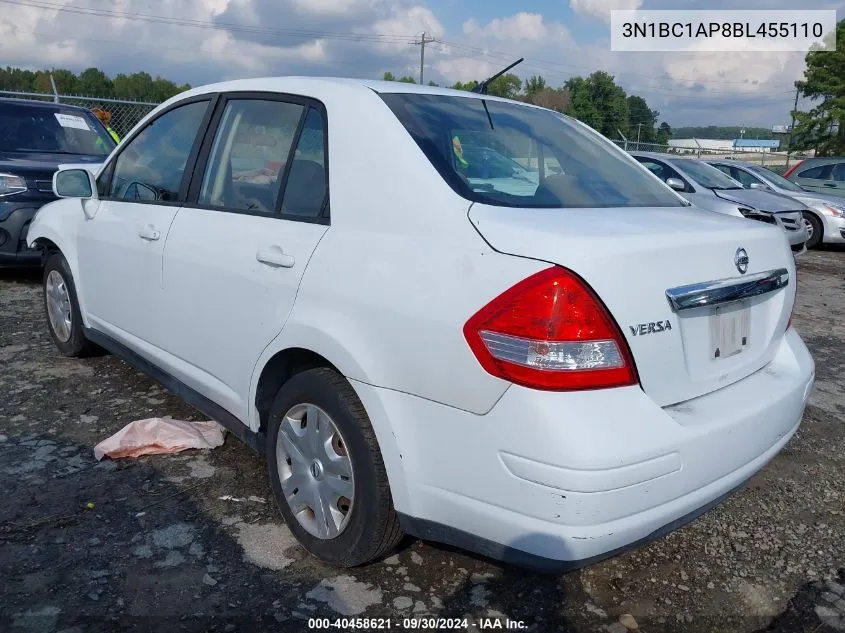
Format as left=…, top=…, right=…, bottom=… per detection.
left=706, top=159, right=845, bottom=249
left=27, top=78, right=814, bottom=571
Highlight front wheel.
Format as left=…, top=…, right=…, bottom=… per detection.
left=42, top=252, right=100, bottom=357
left=802, top=212, right=823, bottom=249
left=266, top=368, right=403, bottom=567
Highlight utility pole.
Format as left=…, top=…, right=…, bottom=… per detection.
left=636, top=122, right=643, bottom=148
left=786, top=86, right=799, bottom=168
left=414, top=31, right=435, bottom=85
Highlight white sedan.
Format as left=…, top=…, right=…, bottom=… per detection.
left=28, top=77, right=815, bottom=572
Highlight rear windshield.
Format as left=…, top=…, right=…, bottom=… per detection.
left=0, top=101, right=116, bottom=157
left=380, top=93, right=684, bottom=209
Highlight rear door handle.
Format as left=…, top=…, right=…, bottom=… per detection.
left=823, top=182, right=837, bottom=187
left=256, top=247, right=295, bottom=268
left=138, top=226, right=161, bottom=241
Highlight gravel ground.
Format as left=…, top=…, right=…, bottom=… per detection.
left=1, top=248, right=843, bottom=633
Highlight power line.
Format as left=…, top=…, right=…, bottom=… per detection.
left=438, top=39, right=799, bottom=91
left=0, top=0, right=419, bottom=44
left=1, top=0, right=803, bottom=101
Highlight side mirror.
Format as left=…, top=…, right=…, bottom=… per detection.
left=749, top=182, right=768, bottom=190
left=53, top=169, right=97, bottom=199
left=665, top=177, right=686, bottom=192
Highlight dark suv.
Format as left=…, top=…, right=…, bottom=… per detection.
left=0, top=99, right=116, bottom=266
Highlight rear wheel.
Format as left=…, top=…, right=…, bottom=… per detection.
left=802, top=212, right=823, bottom=249
left=266, top=367, right=403, bottom=566
left=42, top=252, right=99, bottom=357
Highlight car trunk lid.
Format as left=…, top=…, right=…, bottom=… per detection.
left=468, top=203, right=796, bottom=407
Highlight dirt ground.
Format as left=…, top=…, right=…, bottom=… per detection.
left=1, top=248, right=844, bottom=633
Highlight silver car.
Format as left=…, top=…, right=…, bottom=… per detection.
left=630, top=152, right=808, bottom=251
left=706, top=159, right=845, bottom=249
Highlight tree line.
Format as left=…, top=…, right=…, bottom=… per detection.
left=382, top=70, right=673, bottom=145
left=0, top=66, right=191, bottom=103
left=791, top=18, right=845, bottom=156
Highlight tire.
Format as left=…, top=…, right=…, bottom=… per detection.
left=802, top=212, right=823, bottom=250
left=266, top=367, right=403, bottom=567
left=42, top=252, right=100, bottom=357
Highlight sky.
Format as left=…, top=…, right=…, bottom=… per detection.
left=0, top=0, right=843, bottom=128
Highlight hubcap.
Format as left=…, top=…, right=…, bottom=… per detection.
left=45, top=270, right=72, bottom=343
left=275, top=403, right=354, bottom=540
left=803, top=217, right=814, bottom=240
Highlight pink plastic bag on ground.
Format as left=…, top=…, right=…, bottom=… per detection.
left=94, top=418, right=226, bottom=461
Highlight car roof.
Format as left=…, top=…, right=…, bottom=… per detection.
left=705, top=159, right=763, bottom=169
left=0, top=97, right=93, bottom=113
left=171, top=76, right=540, bottom=109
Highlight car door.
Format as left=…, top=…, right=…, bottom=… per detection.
left=77, top=97, right=214, bottom=350
left=831, top=162, right=845, bottom=197
left=792, top=163, right=834, bottom=194
left=158, top=94, right=330, bottom=420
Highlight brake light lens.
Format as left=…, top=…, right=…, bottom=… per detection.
left=463, top=266, right=638, bottom=391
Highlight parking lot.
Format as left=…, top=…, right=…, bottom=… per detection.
left=1, top=248, right=844, bottom=633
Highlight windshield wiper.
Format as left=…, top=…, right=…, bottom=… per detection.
left=473, top=58, right=524, bottom=95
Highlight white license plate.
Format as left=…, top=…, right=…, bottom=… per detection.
left=710, top=300, right=751, bottom=360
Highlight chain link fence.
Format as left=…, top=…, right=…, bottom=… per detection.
left=611, top=140, right=809, bottom=175
left=0, top=89, right=160, bottom=139
left=1, top=88, right=810, bottom=177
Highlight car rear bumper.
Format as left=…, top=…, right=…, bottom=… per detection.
left=0, top=204, right=43, bottom=267
left=353, top=328, right=814, bottom=570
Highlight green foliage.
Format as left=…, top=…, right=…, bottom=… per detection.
left=792, top=18, right=845, bottom=156
left=672, top=125, right=772, bottom=140
left=523, top=75, right=547, bottom=97
left=485, top=73, right=522, bottom=99
left=0, top=66, right=189, bottom=102
left=656, top=121, right=672, bottom=145
left=627, top=95, right=658, bottom=143
left=382, top=71, right=417, bottom=84
left=450, top=80, right=478, bottom=92
left=564, top=72, right=629, bottom=138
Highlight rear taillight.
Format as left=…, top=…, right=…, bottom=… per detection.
left=787, top=270, right=796, bottom=330
left=782, top=160, right=802, bottom=179
left=463, top=266, right=638, bottom=391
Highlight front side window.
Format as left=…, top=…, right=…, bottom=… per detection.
left=672, top=159, right=743, bottom=190
left=833, top=163, right=845, bottom=182
left=0, top=102, right=116, bottom=157
left=381, top=93, right=683, bottom=209
left=107, top=100, right=208, bottom=202
left=198, top=99, right=305, bottom=213
left=730, top=167, right=760, bottom=188
left=745, top=164, right=804, bottom=192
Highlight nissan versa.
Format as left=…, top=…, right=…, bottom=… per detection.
left=27, top=78, right=815, bottom=571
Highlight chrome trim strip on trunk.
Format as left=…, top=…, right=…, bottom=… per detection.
left=666, top=268, right=789, bottom=312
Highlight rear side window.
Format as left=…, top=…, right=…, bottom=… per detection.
left=834, top=163, right=845, bottom=182
left=198, top=99, right=304, bottom=214
left=380, top=93, right=683, bottom=209
left=106, top=100, right=208, bottom=202
left=281, top=107, right=327, bottom=218
left=797, top=164, right=833, bottom=180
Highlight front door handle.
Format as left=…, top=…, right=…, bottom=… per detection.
left=138, top=225, right=161, bottom=241
left=823, top=182, right=837, bottom=187
left=256, top=247, right=295, bottom=268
